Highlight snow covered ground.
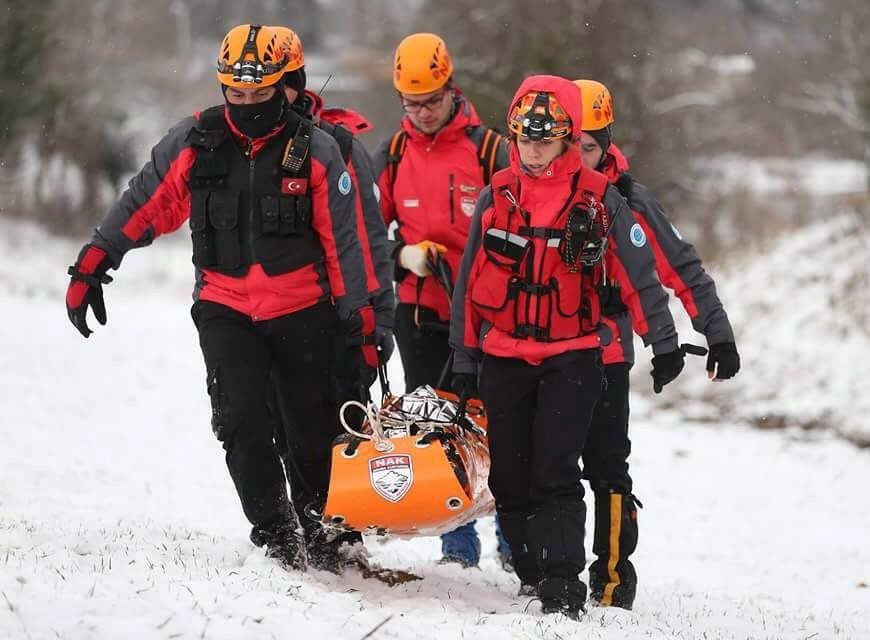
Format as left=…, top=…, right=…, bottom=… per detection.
left=656, top=212, right=870, bottom=447
left=2, top=221, right=869, bottom=639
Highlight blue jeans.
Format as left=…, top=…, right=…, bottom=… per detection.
left=440, top=520, right=481, bottom=566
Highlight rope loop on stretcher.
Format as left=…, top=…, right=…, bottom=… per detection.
left=339, top=400, right=394, bottom=452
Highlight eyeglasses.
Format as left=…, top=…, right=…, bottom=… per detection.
left=401, top=91, right=448, bottom=114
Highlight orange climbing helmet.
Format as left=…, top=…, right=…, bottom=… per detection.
left=272, top=25, right=305, bottom=73
left=507, top=90, right=573, bottom=141
left=216, top=24, right=288, bottom=88
left=573, top=79, right=615, bottom=131
left=393, top=33, right=454, bottom=94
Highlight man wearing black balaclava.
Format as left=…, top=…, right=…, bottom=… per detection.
left=64, top=23, right=380, bottom=575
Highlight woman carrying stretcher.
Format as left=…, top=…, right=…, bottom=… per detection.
left=448, top=74, right=683, bottom=618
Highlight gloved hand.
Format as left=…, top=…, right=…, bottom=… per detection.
left=398, top=240, right=448, bottom=277
left=343, top=305, right=379, bottom=387
left=451, top=372, right=479, bottom=399
left=66, top=244, right=113, bottom=338
left=706, top=342, right=740, bottom=380
left=376, top=326, right=395, bottom=363
left=650, top=349, right=685, bottom=394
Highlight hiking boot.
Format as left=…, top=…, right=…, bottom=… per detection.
left=538, top=577, right=586, bottom=620
left=437, top=553, right=477, bottom=568
left=305, top=527, right=363, bottom=574
left=518, top=583, right=537, bottom=597
left=253, top=521, right=306, bottom=571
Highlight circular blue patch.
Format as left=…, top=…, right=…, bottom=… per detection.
left=337, top=171, right=352, bottom=196
left=630, top=223, right=647, bottom=248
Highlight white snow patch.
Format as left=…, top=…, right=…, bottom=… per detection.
left=696, top=154, right=867, bottom=196
left=647, top=213, right=870, bottom=445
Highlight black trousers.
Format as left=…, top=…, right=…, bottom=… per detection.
left=193, top=300, right=340, bottom=531
left=581, top=362, right=638, bottom=608
left=582, top=363, right=632, bottom=493
left=273, top=337, right=363, bottom=524
left=393, top=303, right=452, bottom=392
left=480, top=350, right=603, bottom=585
left=482, top=350, right=603, bottom=509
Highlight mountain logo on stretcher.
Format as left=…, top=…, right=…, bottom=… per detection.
left=369, top=454, right=413, bottom=502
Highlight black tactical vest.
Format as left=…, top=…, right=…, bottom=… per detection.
left=186, top=106, right=324, bottom=277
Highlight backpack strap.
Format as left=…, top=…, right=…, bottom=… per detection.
left=387, top=130, right=409, bottom=188
left=477, top=128, right=505, bottom=185
left=613, top=172, right=634, bottom=208
left=330, top=123, right=355, bottom=164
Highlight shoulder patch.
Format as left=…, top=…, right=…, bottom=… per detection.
left=629, top=223, right=647, bottom=248
left=337, top=170, right=352, bottom=195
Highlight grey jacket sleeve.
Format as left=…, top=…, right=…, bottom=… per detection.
left=90, top=115, right=197, bottom=268
left=350, top=138, right=395, bottom=328
left=309, top=128, right=369, bottom=321
left=603, top=184, right=679, bottom=355
left=630, top=182, right=735, bottom=345
left=449, top=186, right=492, bottom=374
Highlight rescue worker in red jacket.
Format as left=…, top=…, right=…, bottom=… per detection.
left=372, top=32, right=509, bottom=567
left=449, top=75, right=683, bottom=618
left=64, top=24, right=379, bottom=573
left=573, top=79, right=740, bottom=609
left=267, top=25, right=395, bottom=570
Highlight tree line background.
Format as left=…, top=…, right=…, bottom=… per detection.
left=1, top=0, right=866, bottom=258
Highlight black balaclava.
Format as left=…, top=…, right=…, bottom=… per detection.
left=588, top=126, right=612, bottom=170
left=223, top=78, right=287, bottom=139
left=284, top=67, right=308, bottom=111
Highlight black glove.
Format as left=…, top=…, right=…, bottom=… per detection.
left=376, top=326, right=395, bottom=363
left=650, top=349, right=685, bottom=394
left=66, top=244, right=113, bottom=338
left=706, top=342, right=740, bottom=380
left=451, top=372, right=479, bottom=399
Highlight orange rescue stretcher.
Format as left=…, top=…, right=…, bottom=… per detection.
left=323, top=385, right=494, bottom=537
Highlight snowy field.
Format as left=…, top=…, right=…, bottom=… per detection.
left=658, top=213, right=870, bottom=447
left=2, top=222, right=869, bottom=639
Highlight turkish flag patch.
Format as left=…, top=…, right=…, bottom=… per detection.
left=281, top=177, right=308, bottom=194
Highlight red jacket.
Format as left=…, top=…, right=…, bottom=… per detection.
left=449, top=76, right=678, bottom=368
left=373, top=95, right=509, bottom=321
left=82, top=106, right=371, bottom=322
left=599, top=144, right=735, bottom=365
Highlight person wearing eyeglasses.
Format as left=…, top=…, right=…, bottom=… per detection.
left=372, top=33, right=509, bottom=569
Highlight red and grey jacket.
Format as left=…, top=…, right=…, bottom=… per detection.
left=301, top=90, right=394, bottom=330
left=599, top=144, right=735, bottom=365
left=449, top=76, right=678, bottom=370
left=85, top=104, right=370, bottom=322
left=372, top=93, right=509, bottom=321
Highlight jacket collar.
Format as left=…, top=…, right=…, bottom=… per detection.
left=600, top=143, right=630, bottom=182
left=221, top=105, right=286, bottom=157
left=509, top=142, right=583, bottom=188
